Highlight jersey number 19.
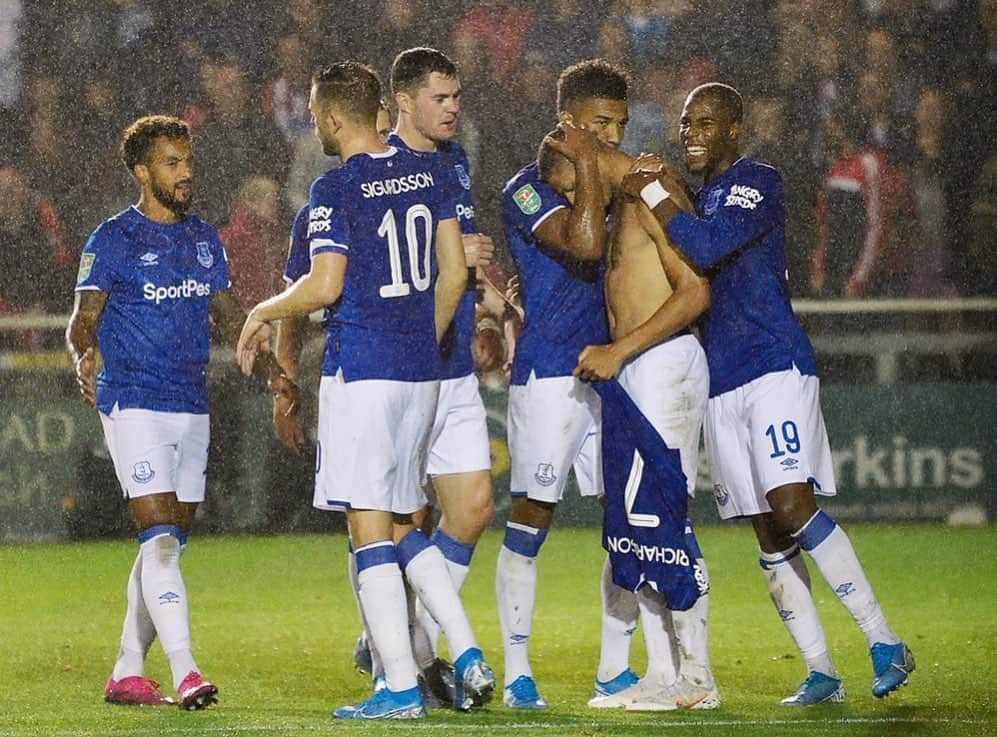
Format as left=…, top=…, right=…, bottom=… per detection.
left=378, top=205, right=433, bottom=298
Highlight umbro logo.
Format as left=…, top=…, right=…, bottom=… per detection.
left=159, top=591, right=180, bottom=604
left=835, top=582, right=855, bottom=597
left=778, top=609, right=795, bottom=621
left=780, top=457, right=799, bottom=468
left=139, top=252, right=159, bottom=266
left=509, top=634, right=529, bottom=644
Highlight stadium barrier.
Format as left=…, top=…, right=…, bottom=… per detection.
left=0, top=299, right=993, bottom=541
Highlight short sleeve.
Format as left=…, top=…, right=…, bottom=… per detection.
left=208, top=229, right=231, bottom=291
left=433, top=156, right=459, bottom=223
left=283, top=204, right=312, bottom=283
left=502, top=174, right=569, bottom=242
left=308, top=176, right=350, bottom=258
left=75, top=224, right=117, bottom=292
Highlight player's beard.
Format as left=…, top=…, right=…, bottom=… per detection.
left=152, top=179, right=192, bottom=216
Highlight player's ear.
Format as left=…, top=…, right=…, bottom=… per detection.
left=727, top=120, right=741, bottom=144
left=395, top=90, right=413, bottom=116
left=132, top=163, right=150, bottom=186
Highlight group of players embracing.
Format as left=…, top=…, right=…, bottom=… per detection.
left=66, top=45, right=915, bottom=720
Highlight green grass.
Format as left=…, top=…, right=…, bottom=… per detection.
left=1, top=525, right=994, bottom=736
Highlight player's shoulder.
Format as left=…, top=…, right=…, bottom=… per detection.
left=86, top=207, right=140, bottom=248
left=182, top=213, right=222, bottom=241
left=291, top=203, right=310, bottom=235
left=503, top=161, right=540, bottom=197
left=309, top=166, right=351, bottom=204
left=730, top=157, right=783, bottom=189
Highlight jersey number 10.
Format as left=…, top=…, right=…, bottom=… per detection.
left=378, top=205, right=433, bottom=298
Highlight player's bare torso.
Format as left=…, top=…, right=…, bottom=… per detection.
left=604, top=198, right=677, bottom=340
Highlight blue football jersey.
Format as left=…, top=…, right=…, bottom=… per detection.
left=501, top=162, right=608, bottom=386
left=666, top=158, right=817, bottom=396
left=283, top=204, right=311, bottom=284
left=75, top=206, right=230, bottom=414
left=308, top=146, right=457, bottom=382
left=387, top=133, right=477, bottom=380
left=595, top=379, right=700, bottom=611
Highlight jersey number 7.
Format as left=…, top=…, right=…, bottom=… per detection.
left=624, top=449, right=660, bottom=528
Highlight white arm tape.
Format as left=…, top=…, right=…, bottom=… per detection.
left=640, top=179, right=670, bottom=210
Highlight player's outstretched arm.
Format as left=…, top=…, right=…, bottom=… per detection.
left=65, top=290, right=107, bottom=408
left=271, top=296, right=308, bottom=454
left=235, top=252, right=346, bottom=375
left=434, top=217, right=467, bottom=343
left=212, top=289, right=301, bottom=448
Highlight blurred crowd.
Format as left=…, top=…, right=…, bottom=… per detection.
left=0, top=0, right=994, bottom=338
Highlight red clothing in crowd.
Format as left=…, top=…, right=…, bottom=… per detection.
left=453, top=3, right=533, bottom=84
left=219, top=207, right=288, bottom=311
left=812, top=146, right=905, bottom=296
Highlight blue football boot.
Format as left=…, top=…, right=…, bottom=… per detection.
left=871, top=642, right=915, bottom=697
left=780, top=671, right=846, bottom=706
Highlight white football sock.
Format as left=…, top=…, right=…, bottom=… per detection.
left=348, top=545, right=382, bottom=677
left=760, top=545, right=835, bottom=677
left=597, top=556, right=639, bottom=682
left=139, top=530, right=197, bottom=690
left=356, top=542, right=418, bottom=693
left=636, top=586, right=677, bottom=685
left=412, top=529, right=474, bottom=666
left=495, top=522, right=547, bottom=686
left=111, top=550, right=156, bottom=680
left=794, top=510, right=899, bottom=648
left=673, top=559, right=714, bottom=689
left=398, top=531, right=477, bottom=662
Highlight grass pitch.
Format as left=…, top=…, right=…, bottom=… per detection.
left=1, top=525, right=994, bottom=737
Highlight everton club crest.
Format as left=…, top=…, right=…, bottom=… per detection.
left=196, top=241, right=214, bottom=269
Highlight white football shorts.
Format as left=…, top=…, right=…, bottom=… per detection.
left=705, top=365, right=837, bottom=520
left=426, top=372, right=491, bottom=477
left=508, top=371, right=603, bottom=503
left=314, top=371, right=438, bottom=515
left=617, top=333, right=709, bottom=497
left=98, top=405, right=209, bottom=503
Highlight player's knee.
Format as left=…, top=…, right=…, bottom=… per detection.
left=509, top=495, right=554, bottom=529
left=765, top=482, right=817, bottom=531
left=137, top=524, right=183, bottom=563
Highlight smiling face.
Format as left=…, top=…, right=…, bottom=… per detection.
left=679, top=91, right=740, bottom=181
left=138, top=137, right=194, bottom=216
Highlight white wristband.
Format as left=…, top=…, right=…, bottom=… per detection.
left=639, top=180, right=670, bottom=210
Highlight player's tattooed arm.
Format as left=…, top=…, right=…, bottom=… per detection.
left=65, top=290, right=107, bottom=408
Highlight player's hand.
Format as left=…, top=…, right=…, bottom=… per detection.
left=621, top=154, right=665, bottom=198
left=462, top=233, right=495, bottom=268
left=622, top=153, right=687, bottom=201
left=73, top=347, right=96, bottom=408
left=269, top=373, right=304, bottom=454
left=544, top=121, right=600, bottom=163
left=504, top=274, right=523, bottom=315
left=574, top=343, right=624, bottom=382
left=236, top=311, right=272, bottom=376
